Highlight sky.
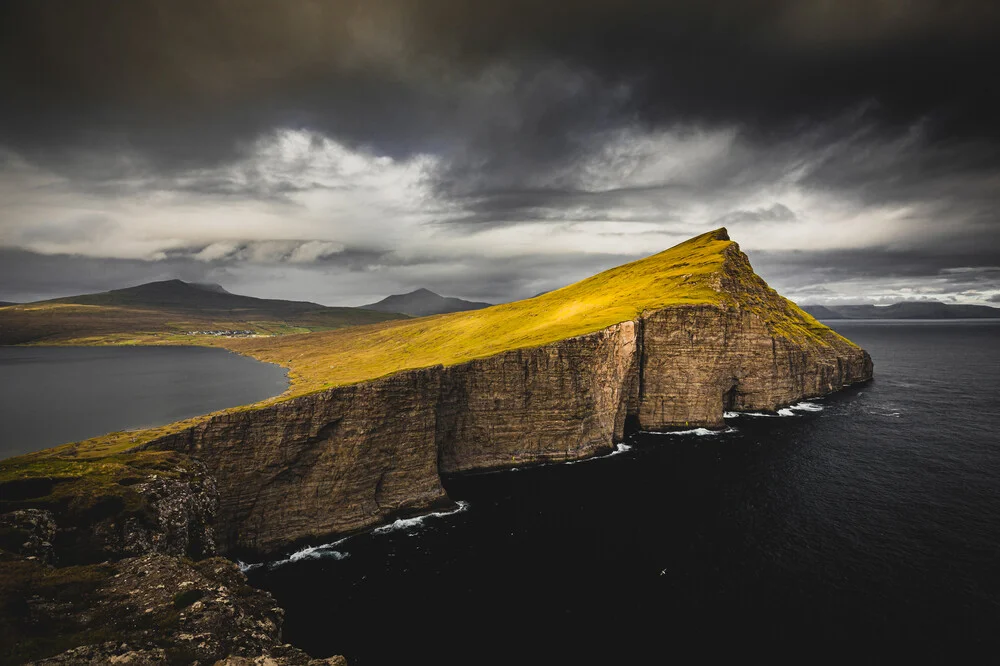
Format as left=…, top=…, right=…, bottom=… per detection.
left=1, top=1, right=998, bottom=306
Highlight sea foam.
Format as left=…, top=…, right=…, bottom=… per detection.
left=565, top=442, right=633, bottom=465
left=650, top=426, right=738, bottom=437
left=726, top=400, right=824, bottom=418
left=372, top=500, right=471, bottom=536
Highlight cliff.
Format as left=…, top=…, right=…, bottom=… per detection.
left=137, top=229, right=871, bottom=556
left=0, top=228, right=871, bottom=662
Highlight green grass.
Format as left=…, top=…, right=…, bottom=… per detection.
left=0, top=450, right=203, bottom=518
left=223, top=228, right=733, bottom=392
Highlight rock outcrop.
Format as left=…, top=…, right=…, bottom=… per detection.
left=0, top=452, right=217, bottom=565
left=6, top=554, right=342, bottom=666
left=0, top=453, right=346, bottom=665
left=143, top=235, right=872, bottom=557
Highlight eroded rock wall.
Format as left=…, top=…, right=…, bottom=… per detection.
left=151, top=368, right=450, bottom=555
left=637, top=305, right=872, bottom=429
left=145, top=271, right=870, bottom=556
left=437, top=321, right=639, bottom=473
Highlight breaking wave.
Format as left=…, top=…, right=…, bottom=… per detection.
left=726, top=400, right=824, bottom=418
left=565, top=442, right=633, bottom=465
left=649, top=426, right=738, bottom=437
left=372, top=501, right=471, bottom=536
left=241, top=536, right=353, bottom=571
left=284, top=543, right=350, bottom=564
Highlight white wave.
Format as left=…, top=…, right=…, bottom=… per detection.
left=788, top=401, right=824, bottom=412
left=564, top=442, right=633, bottom=465
left=728, top=400, right=823, bottom=418
left=372, top=500, right=470, bottom=536
left=236, top=560, right=264, bottom=573
left=257, top=536, right=353, bottom=569
left=286, top=544, right=350, bottom=563
left=650, top=426, right=737, bottom=437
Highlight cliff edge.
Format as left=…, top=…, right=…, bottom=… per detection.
left=132, top=228, right=872, bottom=556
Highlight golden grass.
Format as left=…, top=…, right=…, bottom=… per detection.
left=222, top=228, right=732, bottom=394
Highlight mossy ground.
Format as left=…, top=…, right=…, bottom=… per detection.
left=0, top=450, right=199, bottom=526
left=0, top=557, right=119, bottom=666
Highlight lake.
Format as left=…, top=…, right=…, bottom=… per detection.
left=247, top=320, right=1000, bottom=664
left=0, top=346, right=288, bottom=459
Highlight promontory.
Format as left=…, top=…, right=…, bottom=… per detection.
left=0, top=228, right=872, bottom=664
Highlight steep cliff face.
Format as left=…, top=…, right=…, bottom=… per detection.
left=151, top=368, right=450, bottom=555
left=637, top=243, right=872, bottom=428
left=138, top=234, right=871, bottom=557
left=637, top=304, right=871, bottom=428
left=437, top=321, right=639, bottom=473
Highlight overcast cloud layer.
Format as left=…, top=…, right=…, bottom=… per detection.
left=1, top=0, right=998, bottom=305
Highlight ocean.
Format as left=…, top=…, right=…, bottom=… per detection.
left=246, top=320, right=997, bottom=663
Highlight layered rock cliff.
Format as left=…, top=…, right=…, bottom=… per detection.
left=140, top=231, right=871, bottom=557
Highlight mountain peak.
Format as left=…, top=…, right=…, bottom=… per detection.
left=191, top=282, right=231, bottom=294
left=360, top=288, right=491, bottom=317
left=709, top=227, right=730, bottom=241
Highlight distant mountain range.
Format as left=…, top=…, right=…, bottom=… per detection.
left=360, top=288, right=491, bottom=317
left=46, top=279, right=334, bottom=317
left=801, top=301, right=1000, bottom=320
left=0, top=280, right=405, bottom=345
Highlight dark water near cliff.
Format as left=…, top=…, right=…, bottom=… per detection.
left=249, top=321, right=1000, bottom=664
left=0, top=346, right=287, bottom=459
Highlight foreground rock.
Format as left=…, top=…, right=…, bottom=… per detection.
left=0, top=453, right=343, bottom=665
left=5, top=554, right=342, bottom=665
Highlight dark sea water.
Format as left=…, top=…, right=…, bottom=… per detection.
left=0, top=346, right=288, bottom=459
left=249, top=321, right=1000, bottom=665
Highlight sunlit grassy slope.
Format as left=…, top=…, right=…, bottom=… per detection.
left=13, top=227, right=843, bottom=460
left=224, top=228, right=735, bottom=394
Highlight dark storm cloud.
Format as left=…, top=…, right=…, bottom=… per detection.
left=2, top=1, right=1000, bottom=304
left=3, top=1, right=998, bottom=170
left=0, top=249, right=220, bottom=303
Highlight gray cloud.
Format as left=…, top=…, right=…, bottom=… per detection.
left=0, top=1, right=999, bottom=306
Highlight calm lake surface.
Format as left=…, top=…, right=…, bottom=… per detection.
left=0, top=346, right=287, bottom=459
left=249, top=320, right=1000, bottom=665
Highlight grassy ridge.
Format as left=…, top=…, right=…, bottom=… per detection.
left=224, top=228, right=734, bottom=394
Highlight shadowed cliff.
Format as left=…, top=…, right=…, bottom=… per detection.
left=109, top=228, right=872, bottom=556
